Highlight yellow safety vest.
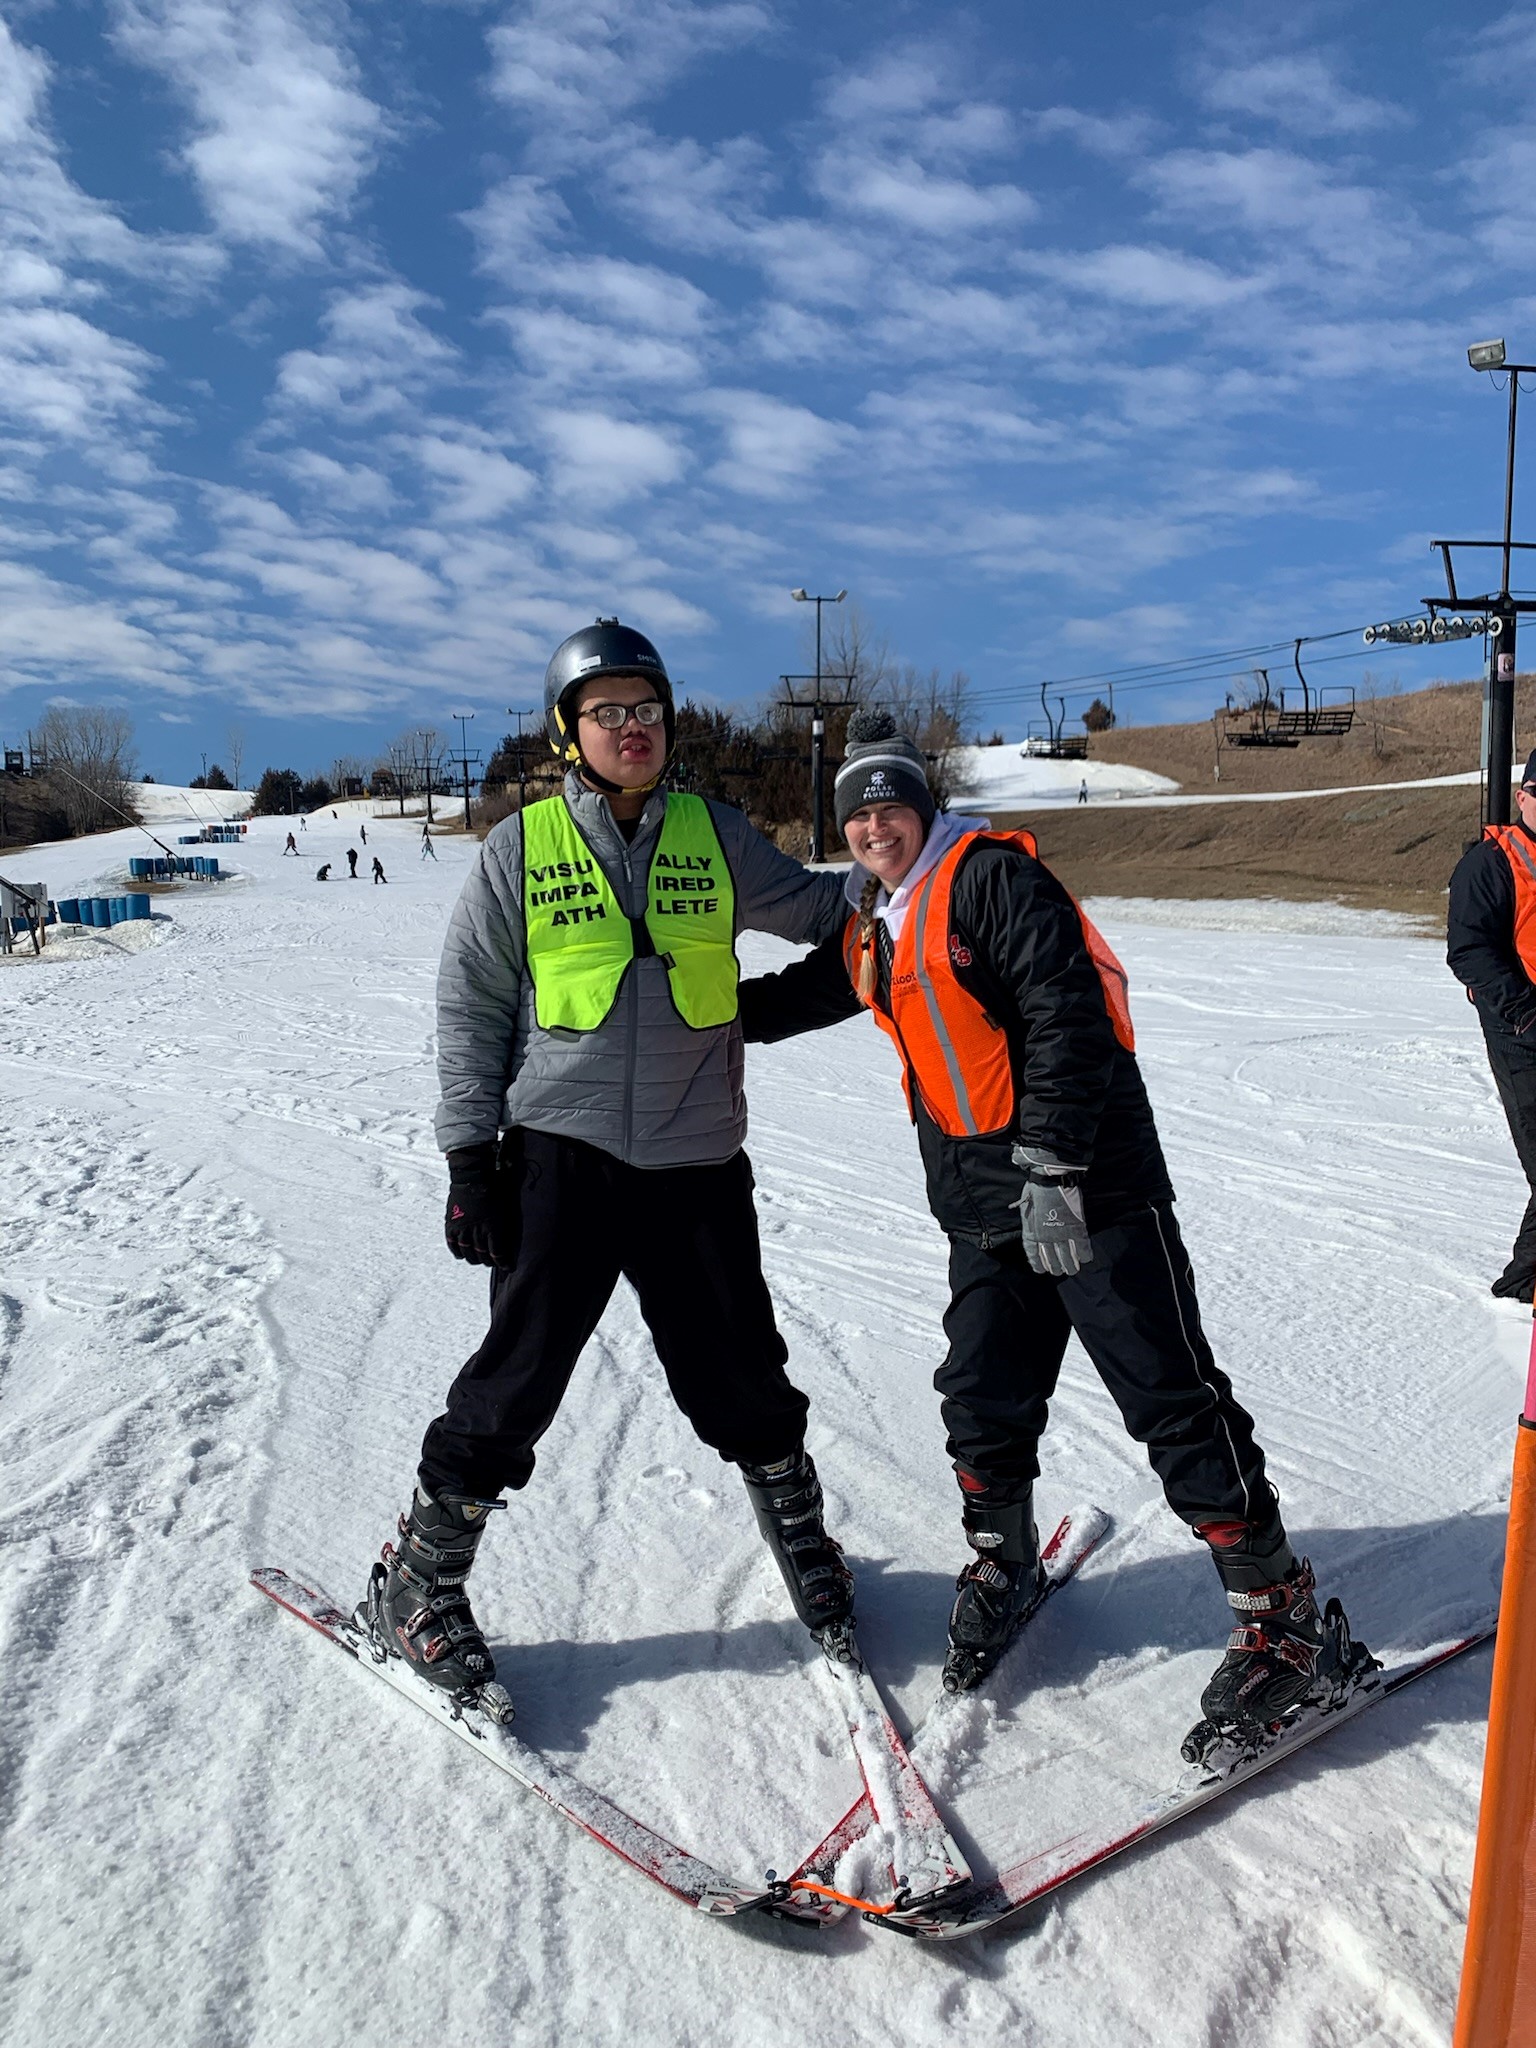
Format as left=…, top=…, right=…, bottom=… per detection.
left=522, top=794, right=739, bottom=1031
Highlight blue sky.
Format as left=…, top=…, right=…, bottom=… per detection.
left=0, top=0, right=1531, bottom=784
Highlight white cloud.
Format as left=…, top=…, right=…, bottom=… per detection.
left=819, top=152, right=1036, bottom=234
left=1142, top=148, right=1416, bottom=276
left=595, top=130, right=771, bottom=255
left=0, top=17, right=219, bottom=292
left=413, top=434, right=537, bottom=524
left=538, top=408, right=687, bottom=500
left=1022, top=244, right=1260, bottom=312
left=274, top=284, right=456, bottom=418
left=0, top=307, right=163, bottom=443
left=488, top=0, right=771, bottom=130
left=0, top=558, right=190, bottom=684
left=1031, top=106, right=1160, bottom=160
left=1196, top=49, right=1407, bottom=138
left=696, top=389, right=848, bottom=498
left=463, top=175, right=572, bottom=276
left=824, top=45, right=949, bottom=123
left=862, top=380, right=1064, bottom=468
left=205, top=492, right=449, bottom=628
left=275, top=450, right=395, bottom=515
left=492, top=306, right=703, bottom=386
left=529, top=255, right=714, bottom=334
left=1059, top=601, right=1193, bottom=651
left=110, top=0, right=385, bottom=257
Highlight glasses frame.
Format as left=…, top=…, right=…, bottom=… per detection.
left=579, top=698, right=667, bottom=731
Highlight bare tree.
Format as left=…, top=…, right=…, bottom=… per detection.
left=813, top=602, right=890, bottom=703
left=878, top=663, right=974, bottom=808
left=36, top=705, right=138, bottom=835
left=226, top=725, right=245, bottom=791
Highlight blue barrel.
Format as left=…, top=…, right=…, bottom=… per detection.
left=127, top=893, right=150, bottom=921
left=206, top=857, right=220, bottom=877
left=57, top=898, right=79, bottom=922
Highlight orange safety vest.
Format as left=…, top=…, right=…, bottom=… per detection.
left=1484, top=824, right=1536, bottom=985
left=842, top=828, right=1135, bottom=1140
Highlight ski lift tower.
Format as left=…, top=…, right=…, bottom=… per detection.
left=1433, top=338, right=1536, bottom=828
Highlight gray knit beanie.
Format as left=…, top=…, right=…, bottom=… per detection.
left=834, top=707, right=936, bottom=832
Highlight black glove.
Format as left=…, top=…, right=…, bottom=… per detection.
left=444, top=1143, right=517, bottom=1267
left=1011, top=1145, right=1093, bottom=1278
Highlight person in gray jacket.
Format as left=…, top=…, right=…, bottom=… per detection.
left=357, top=618, right=857, bottom=1706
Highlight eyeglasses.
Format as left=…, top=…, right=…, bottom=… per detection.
left=580, top=699, right=666, bottom=730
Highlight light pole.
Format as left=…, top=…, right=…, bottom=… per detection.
left=1470, top=339, right=1535, bottom=827
left=416, top=730, right=435, bottom=826
left=505, top=709, right=536, bottom=811
left=452, top=711, right=476, bottom=830
left=790, top=587, right=847, bottom=862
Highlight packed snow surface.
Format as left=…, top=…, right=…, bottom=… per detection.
left=127, top=779, right=254, bottom=824
left=949, top=744, right=1179, bottom=808
left=0, top=808, right=1519, bottom=2048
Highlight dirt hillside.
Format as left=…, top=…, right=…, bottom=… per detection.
left=984, top=675, right=1536, bottom=919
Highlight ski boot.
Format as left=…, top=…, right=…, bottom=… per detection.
left=942, top=1482, right=1047, bottom=1695
left=740, top=1447, right=857, bottom=1664
left=1181, top=1516, right=1377, bottom=1769
left=356, top=1484, right=514, bottom=1722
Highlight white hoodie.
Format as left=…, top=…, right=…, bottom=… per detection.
left=842, top=808, right=992, bottom=946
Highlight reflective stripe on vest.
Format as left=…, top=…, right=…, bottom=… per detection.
left=842, top=828, right=1136, bottom=1140
left=1484, top=823, right=1536, bottom=987
left=522, top=793, right=738, bottom=1032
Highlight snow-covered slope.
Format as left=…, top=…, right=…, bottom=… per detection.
left=949, top=744, right=1179, bottom=810
left=129, top=779, right=253, bottom=824
left=0, top=808, right=1515, bottom=2048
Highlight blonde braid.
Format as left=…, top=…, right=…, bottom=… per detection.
left=855, top=872, right=881, bottom=1003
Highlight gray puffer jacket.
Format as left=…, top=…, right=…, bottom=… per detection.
left=434, top=772, right=847, bottom=1167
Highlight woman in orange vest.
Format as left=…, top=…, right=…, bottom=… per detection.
left=1447, top=747, right=1536, bottom=1300
left=740, top=710, right=1373, bottom=1755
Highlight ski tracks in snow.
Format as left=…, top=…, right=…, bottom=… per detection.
left=0, top=1107, right=286, bottom=2048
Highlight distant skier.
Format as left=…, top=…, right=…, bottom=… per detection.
left=1448, top=745, right=1536, bottom=1300
left=371, top=857, right=387, bottom=884
left=346, top=847, right=359, bottom=878
left=739, top=709, right=1373, bottom=1755
left=316, top=864, right=330, bottom=881
left=360, top=824, right=367, bottom=846
left=1078, top=779, right=1088, bottom=805
left=420, top=824, right=438, bottom=861
left=356, top=618, right=855, bottom=1709
left=283, top=832, right=298, bottom=855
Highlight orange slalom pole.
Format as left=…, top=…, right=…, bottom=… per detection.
left=1453, top=1320, right=1536, bottom=2048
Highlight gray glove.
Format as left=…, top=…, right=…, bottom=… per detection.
left=1011, top=1146, right=1093, bottom=1277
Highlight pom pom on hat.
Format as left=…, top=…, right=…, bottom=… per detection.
left=845, top=706, right=898, bottom=746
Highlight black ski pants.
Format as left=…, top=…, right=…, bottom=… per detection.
left=937, top=1200, right=1271, bottom=1529
left=1481, top=1017, right=1536, bottom=1281
left=418, top=1131, right=810, bottom=1498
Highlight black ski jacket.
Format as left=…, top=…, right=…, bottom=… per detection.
left=738, top=837, right=1173, bottom=1247
left=1447, top=827, right=1536, bottom=1039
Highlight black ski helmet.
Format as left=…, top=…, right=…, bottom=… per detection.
left=543, top=617, right=674, bottom=766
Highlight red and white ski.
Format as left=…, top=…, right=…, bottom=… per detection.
left=780, top=1506, right=1111, bottom=1917
left=814, top=1651, right=971, bottom=1915
left=251, top=1566, right=838, bottom=1927
left=879, top=1622, right=1497, bottom=1940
